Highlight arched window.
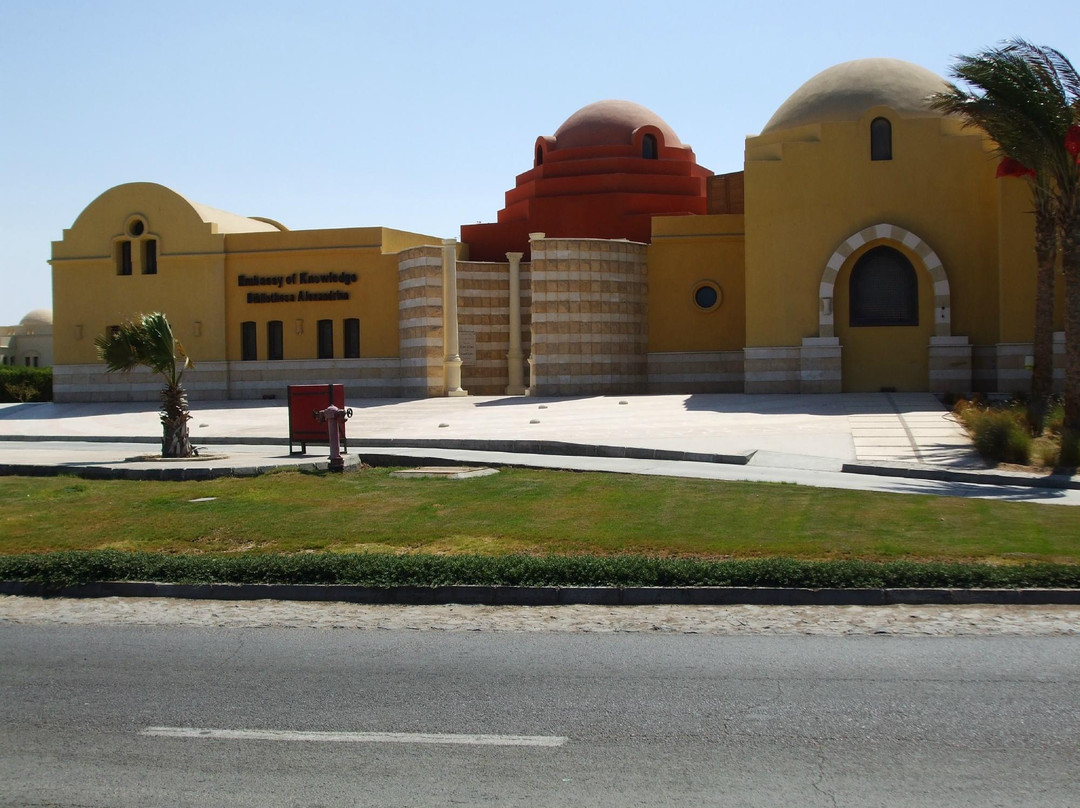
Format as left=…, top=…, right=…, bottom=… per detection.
left=535, top=145, right=544, bottom=166
left=870, top=117, right=892, bottom=161
left=849, top=246, right=918, bottom=326
left=642, top=134, right=658, bottom=160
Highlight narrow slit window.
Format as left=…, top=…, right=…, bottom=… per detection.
left=535, top=145, right=544, bottom=166
left=344, top=318, right=360, bottom=358
left=241, top=321, right=257, bottom=361
left=143, top=240, right=157, bottom=275
left=317, top=319, right=334, bottom=359
left=267, top=320, right=283, bottom=360
left=870, top=117, right=892, bottom=161
left=117, top=241, right=132, bottom=275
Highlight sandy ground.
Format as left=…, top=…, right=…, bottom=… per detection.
left=2, top=596, right=1078, bottom=636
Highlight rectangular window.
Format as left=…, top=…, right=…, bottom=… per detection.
left=241, top=321, right=257, bottom=361
left=317, top=319, right=334, bottom=359
left=117, top=241, right=132, bottom=275
left=344, top=318, right=360, bottom=358
left=267, top=320, right=283, bottom=360
left=143, top=240, right=157, bottom=275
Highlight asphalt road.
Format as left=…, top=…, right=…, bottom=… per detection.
left=2, top=625, right=1078, bottom=807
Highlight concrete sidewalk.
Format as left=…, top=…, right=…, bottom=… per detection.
left=0, top=393, right=1077, bottom=498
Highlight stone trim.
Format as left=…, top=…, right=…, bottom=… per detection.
left=820, top=223, right=951, bottom=338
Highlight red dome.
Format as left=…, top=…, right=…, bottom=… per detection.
left=552, top=100, right=683, bottom=150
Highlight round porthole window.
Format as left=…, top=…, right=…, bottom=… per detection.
left=128, top=219, right=145, bottom=237
left=692, top=281, right=722, bottom=312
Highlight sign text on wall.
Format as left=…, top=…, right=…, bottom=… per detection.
left=239, top=272, right=358, bottom=304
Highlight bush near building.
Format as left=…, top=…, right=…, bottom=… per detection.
left=0, top=366, right=52, bottom=403
left=954, top=396, right=1079, bottom=468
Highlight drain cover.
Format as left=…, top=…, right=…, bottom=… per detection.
left=390, top=466, right=499, bottom=480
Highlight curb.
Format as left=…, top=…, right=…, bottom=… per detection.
left=0, top=454, right=359, bottom=481
left=3, top=580, right=1079, bottom=606
left=0, top=434, right=752, bottom=466
left=1, top=435, right=1076, bottom=491
left=842, top=462, right=1080, bottom=491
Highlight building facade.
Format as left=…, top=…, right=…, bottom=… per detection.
left=0, top=309, right=53, bottom=368
left=50, top=59, right=1064, bottom=402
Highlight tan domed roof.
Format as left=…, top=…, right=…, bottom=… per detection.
left=19, top=309, right=52, bottom=328
left=762, top=58, right=949, bottom=134
left=553, top=100, right=683, bottom=149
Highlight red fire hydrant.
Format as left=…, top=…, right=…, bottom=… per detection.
left=312, top=403, right=353, bottom=472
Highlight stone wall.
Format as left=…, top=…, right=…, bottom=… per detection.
left=397, top=246, right=445, bottom=397
left=528, top=238, right=648, bottom=396
left=646, top=351, right=743, bottom=393
left=457, top=261, right=531, bottom=395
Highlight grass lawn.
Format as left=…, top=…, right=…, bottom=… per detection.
left=0, top=467, right=1077, bottom=564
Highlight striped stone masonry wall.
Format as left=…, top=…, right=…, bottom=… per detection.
left=53, top=362, right=229, bottom=403
left=456, top=261, right=532, bottom=396
left=398, top=246, right=445, bottom=398
left=928, top=336, right=972, bottom=394
left=799, top=337, right=841, bottom=393
left=994, top=332, right=1065, bottom=394
left=226, top=359, right=402, bottom=400
left=646, top=351, right=744, bottom=393
left=528, top=238, right=648, bottom=396
left=744, top=347, right=800, bottom=393
left=54, top=360, right=405, bottom=403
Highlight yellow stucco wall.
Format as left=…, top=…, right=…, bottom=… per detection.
left=744, top=112, right=1002, bottom=351
left=51, top=183, right=440, bottom=368
left=51, top=183, right=232, bottom=365
left=222, top=227, right=432, bottom=361
left=647, top=214, right=746, bottom=352
left=996, top=177, right=1066, bottom=342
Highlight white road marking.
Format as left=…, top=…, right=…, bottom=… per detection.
left=141, top=726, right=567, bottom=747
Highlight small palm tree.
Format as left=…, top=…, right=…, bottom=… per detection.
left=94, top=312, right=195, bottom=457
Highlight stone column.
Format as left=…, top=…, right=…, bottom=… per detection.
left=442, top=238, right=467, bottom=396
left=505, top=251, right=525, bottom=395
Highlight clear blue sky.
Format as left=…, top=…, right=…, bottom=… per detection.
left=1, top=0, right=1076, bottom=326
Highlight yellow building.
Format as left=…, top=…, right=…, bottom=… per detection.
left=0, top=309, right=53, bottom=368
left=50, top=59, right=1063, bottom=402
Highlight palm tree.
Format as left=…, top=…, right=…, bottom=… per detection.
left=94, top=312, right=195, bottom=457
left=931, top=43, right=1063, bottom=429
left=933, top=40, right=1080, bottom=435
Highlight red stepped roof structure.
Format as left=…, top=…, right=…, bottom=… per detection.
left=461, top=100, right=713, bottom=261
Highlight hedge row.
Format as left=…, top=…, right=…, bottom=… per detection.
left=0, top=366, right=52, bottom=402
left=2, top=551, right=1078, bottom=591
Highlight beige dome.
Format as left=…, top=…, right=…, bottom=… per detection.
left=762, top=58, right=949, bottom=134
left=19, top=309, right=52, bottom=328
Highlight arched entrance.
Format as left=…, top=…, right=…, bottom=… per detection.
left=818, top=224, right=952, bottom=392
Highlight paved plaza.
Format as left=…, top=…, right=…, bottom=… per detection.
left=0, top=393, right=1077, bottom=502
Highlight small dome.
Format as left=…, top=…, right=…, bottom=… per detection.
left=19, top=309, right=52, bottom=328
left=762, top=58, right=949, bottom=134
left=552, top=100, right=683, bottom=150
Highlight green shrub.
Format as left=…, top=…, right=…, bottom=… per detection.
left=962, top=406, right=1031, bottom=464
left=0, top=366, right=52, bottom=402
left=1, top=550, right=1078, bottom=591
